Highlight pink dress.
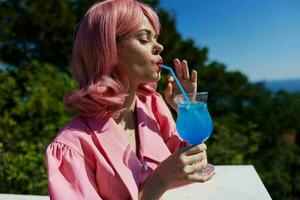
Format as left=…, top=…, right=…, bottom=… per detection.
left=45, top=92, right=187, bottom=200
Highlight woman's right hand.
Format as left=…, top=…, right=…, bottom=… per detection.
left=155, top=143, right=214, bottom=187
left=138, top=143, right=214, bottom=200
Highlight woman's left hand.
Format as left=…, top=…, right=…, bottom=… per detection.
left=164, top=58, right=197, bottom=112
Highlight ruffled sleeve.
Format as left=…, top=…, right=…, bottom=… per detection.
left=151, top=92, right=188, bottom=153
left=45, top=141, right=102, bottom=200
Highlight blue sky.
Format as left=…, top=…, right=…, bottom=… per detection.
left=159, top=0, right=300, bottom=81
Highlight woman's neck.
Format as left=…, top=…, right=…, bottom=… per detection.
left=115, top=84, right=138, bottom=127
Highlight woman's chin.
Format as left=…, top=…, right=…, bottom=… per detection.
left=140, top=72, right=161, bottom=83
left=155, top=71, right=161, bottom=81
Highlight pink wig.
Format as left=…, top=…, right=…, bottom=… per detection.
left=64, top=0, right=160, bottom=119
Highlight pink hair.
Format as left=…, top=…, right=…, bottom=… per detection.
left=64, top=0, right=160, bottom=119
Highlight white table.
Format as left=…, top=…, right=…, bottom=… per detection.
left=0, top=165, right=272, bottom=200
left=0, top=194, right=49, bottom=200
left=162, top=165, right=272, bottom=200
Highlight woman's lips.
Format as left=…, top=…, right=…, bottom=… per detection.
left=157, top=64, right=162, bottom=71
left=156, top=58, right=163, bottom=71
left=156, top=59, right=163, bottom=65
left=156, top=64, right=163, bottom=72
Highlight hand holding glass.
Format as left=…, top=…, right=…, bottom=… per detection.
left=160, top=64, right=214, bottom=174
left=175, top=92, right=215, bottom=174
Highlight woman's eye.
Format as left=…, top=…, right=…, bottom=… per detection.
left=139, top=38, right=149, bottom=43
left=140, top=40, right=149, bottom=44
left=137, top=33, right=150, bottom=43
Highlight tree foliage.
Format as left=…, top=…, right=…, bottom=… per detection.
left=0, top=61, right=75, bottom=193
left=0, top=0, right=299, bottom=199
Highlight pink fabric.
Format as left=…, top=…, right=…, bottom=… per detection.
left=45, top=92, right=187, bottom=200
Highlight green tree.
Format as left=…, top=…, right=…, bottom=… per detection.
left=0, top=0, right=96, bottom=70
left=0, top=0, right=299, bottom=199
left=0, top=61, right=75, bottom=194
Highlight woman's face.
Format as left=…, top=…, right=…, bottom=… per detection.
left=116, top=15, right=164, bottom=87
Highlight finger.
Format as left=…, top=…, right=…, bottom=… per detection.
left=191, top=70, right=197, bottom=82
left=194, top=160, right=208, bottom=170
left=189, top=160, right=208, bottom=172
left=164, top=82, right=172, bottom=99
left=182, top=60, right=190, bottom=79
left=187, top=171, right=215, bottom=182
left=185, top=152, right=206, bottom=164
left=174, top=58, right=183, bottom=79
left=199, top=159, right=208, bottom=170
left=167, top=74, right=174, bottom=82
left=182, top=163, right=200, bottom=174
left=184, top=143, right=207, bottom=156
left=180, top=158, right=213, bottom=177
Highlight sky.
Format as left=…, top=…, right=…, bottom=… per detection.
left=159, top=0, right=300, bottom=81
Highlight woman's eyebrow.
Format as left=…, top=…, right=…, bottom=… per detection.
left=137, top=29, right=158, bottom=39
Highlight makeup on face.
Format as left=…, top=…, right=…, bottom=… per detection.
left=136, top=29, right=158, bottom=42
left=116, top=15, right=164, bottom=84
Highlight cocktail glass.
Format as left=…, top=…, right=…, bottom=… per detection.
left=175, top=92, right=215, bottom=174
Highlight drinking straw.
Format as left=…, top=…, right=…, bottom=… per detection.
left=161, top=64, right=191, bottom=104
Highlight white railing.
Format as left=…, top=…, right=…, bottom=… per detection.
left=162, top=165, right=272, bottom=200
left=0, top=194, right=49, bottom=200
left=1, top=165, right=272, bottom=200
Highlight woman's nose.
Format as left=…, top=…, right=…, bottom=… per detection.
left=153, top=42, right=164, bottom=55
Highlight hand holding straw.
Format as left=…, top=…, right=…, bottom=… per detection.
left=161, top=64, right=191, bottom=104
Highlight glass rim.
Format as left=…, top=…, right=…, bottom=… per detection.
left=175, top=92, right=208, bottom=104
left=175, top=92, right=208, bottom=98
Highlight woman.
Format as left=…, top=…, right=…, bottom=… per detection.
left=45, top=0, right=215, bottom=199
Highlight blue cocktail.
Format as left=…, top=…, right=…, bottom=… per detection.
left=161, top=64, right=214, bottom=174
left=175, top=92, right=215, bottom=174
left=175, top=92, right=213, bottom=145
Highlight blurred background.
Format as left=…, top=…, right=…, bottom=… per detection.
left=0, top=0, right=299, bottom=199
